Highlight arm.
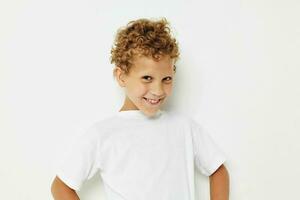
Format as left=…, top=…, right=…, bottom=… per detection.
left=51, top=176, right=80, bottom=200
left=209, top=164, right=230, bottom=200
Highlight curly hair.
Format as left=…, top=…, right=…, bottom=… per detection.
left=110, top=17, right=180, bottom=77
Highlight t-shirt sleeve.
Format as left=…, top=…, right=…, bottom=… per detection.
left=189, top=118, right=227, bottom=176
left=55, top=124, right=101, bottom=191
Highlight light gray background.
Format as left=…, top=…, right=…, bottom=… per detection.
left=1, top=0, right=299, bottom=199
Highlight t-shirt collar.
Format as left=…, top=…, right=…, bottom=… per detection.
left=116, top=109, right=164, bottom=120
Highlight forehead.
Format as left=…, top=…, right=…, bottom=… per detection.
left=130, top=55, right=175, bottom=75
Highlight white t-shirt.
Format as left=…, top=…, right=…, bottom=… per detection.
left=55, top=109, right=226, bottom=200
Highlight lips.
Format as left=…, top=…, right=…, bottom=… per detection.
left=143, top=97, right=162, bottom=105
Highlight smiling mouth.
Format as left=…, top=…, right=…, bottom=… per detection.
left=143, top=97, right=162, bottom=105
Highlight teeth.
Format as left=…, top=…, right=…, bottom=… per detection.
left=144, top=98, right=160, bottom=104
left=148, top=99, right=158, bottom=103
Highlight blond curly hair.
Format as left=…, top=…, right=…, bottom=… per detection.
left=110, top=17, right=180, bottom=77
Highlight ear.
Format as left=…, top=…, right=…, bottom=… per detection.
left=114, top=66, right=127, bottom=87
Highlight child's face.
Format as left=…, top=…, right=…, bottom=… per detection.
left=116, top=55, right=175, bottom=117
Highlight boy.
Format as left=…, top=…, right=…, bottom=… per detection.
left=51, top=18, right=229, bottom=200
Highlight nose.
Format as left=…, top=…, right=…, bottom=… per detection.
left=150, top=83, right=165, bottom=97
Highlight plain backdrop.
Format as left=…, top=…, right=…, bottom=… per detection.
left=1, top=0, right=299, bottom=199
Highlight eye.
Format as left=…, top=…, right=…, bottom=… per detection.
left=142, top=76, right=173, bottom=82
left=164, top=77, right=172, bottom=81
left=142, top=76, right=152, bottom=81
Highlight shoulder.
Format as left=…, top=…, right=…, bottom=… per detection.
left=86, top=114, right=123, bottom=141
left=164, top=110, right=195, bottom=126
left=168, top=110, right=191, bottom=120
left=166, top=110, right=205, bottom=129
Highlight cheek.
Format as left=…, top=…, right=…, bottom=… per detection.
left=130, top=84, right=147, bottom=96
left=164, top=84, right=173, bottom=95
